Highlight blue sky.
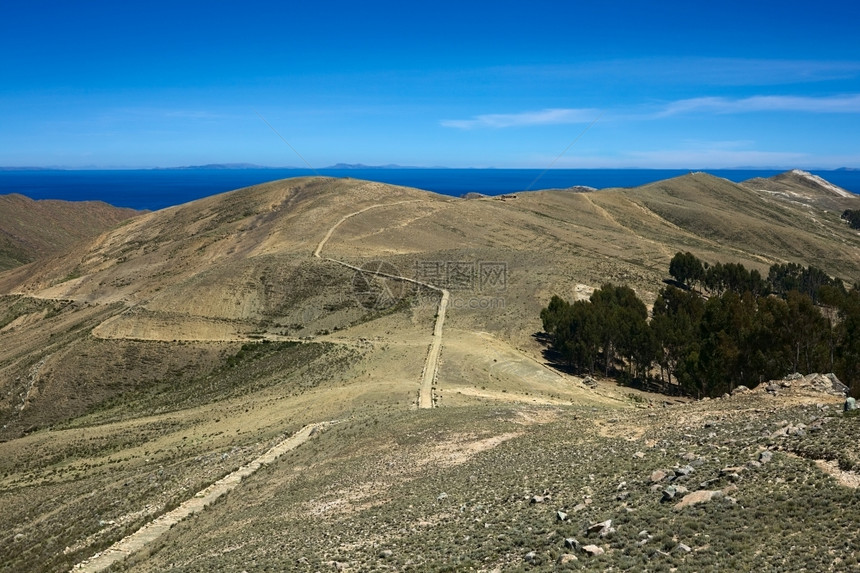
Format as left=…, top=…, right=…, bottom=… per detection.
left=2, top=0, right=860, bottom=169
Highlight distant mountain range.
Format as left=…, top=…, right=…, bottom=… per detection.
left=160, top=163, right=440, bottom=170
left=4, top=164, right=854, bottom=171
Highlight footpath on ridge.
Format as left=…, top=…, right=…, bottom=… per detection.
left=72, top=201, right=449, bottom=571
left=313, top=201, right=449, bottom=409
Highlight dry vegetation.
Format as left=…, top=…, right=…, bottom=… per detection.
left=0, top=194, right=140, bottom=272
left=0, top=172, right=859, bottom=571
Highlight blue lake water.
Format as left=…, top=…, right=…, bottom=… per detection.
left=1, top=168, right=858, bottom=211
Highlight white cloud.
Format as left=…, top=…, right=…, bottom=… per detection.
left=658, top=94, right=860, bottom=117
left=441, top=108, right=598, bottom=129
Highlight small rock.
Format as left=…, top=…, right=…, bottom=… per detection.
left=845, top=397, right=857, bottom=412
left=437, top=492, right=448, bottom=501
left=14, top=533, right=24, bottom=542
left=379, top=549, right=393, bottom=559
left=557, top=510, right=568, bottom=521
left=524, top=551, right=537, bottom=563
left=558, top=553, right=578, bottom=564
left=769, top=426, right=790, bottom=439
left=675, top=465, right=694, bottom=477
left=676, top=543, right=692, bottom=553
left=720, top=466, right=745, bottom=477
left=759, top=450, right=773, bottom=464
left=530, top=495, right=546, bottom=504
left=581, top=544, right=605, bottom=556
left=662, top=485, right=677, bottom=501
left=733, top=385, right=750, bottom=394
left=650, top=469, right=668, bottom=483
left=633, top=451, right=645, bottom=459
left=572, top=503, right=587, bottom=512
left=564, top=537, right=580, bottom=550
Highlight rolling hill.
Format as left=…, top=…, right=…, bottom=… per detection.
left=0, top=193, right=141, bottom=272
left=1, top=171, right=859, bottom=572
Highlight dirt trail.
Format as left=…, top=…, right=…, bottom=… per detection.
left=313, top=202, right=448, bottom=409
left=72, top=422, right=331, bottom=572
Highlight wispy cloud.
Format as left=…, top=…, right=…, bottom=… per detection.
left=441, top=108, right=598, bottom=129
left=657, top=94, right=860, bottom=116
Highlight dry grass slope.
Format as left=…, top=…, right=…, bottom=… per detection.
left=0, top=171, right=858, bottom=572
left=0, top=194, right=141, bottom=271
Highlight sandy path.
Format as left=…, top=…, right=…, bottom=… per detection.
left=313, top=202, right=448, bottom=409
left=71, top=422, right=331, bottom=572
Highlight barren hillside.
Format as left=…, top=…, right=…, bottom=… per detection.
left=0, top=194, right=141, bottom=271
left=1, top=172, right=859, bottom=572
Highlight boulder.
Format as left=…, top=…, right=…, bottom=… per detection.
left=564, top=537, right=580, bottom=550
left=845, top=397, right=857, bottom=412
left=673, top=490, right=724, bottom=510
left=558, top=553, right=578, bottom=564
left=804, top=373, right=849, bottom=396
left=650, top=469, right=668, bottom=483
left=587, top=519, right=615, bottom=537
left=581, top=545, right=605, bottom=556
left=759, top=450, right=773, bottom=463
left=826, top=373, right=849, bottom=395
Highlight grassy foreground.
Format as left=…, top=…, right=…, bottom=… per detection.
left=16, top=385, right=849, bottom=572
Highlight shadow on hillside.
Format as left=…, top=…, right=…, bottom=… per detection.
left=662, top=278, right=690, bottom=290
left=532, top=331, right=581, bottom=376
left=532, top=331, right=687, bottom=397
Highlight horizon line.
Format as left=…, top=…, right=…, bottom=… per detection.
left=0, top=164, right=858, bottom=172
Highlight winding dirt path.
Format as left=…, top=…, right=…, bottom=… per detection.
left=72, top=201, right=449, bottom=571
left=72, top=422, right=331, bottom=572
left=313, top=202, right=448, bottom=409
